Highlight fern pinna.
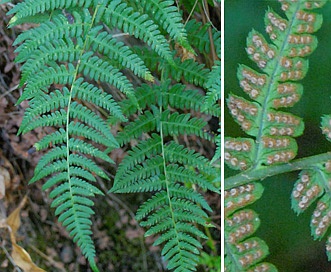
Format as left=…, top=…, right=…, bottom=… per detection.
left=225, top=0, right=326, bottom=271
left=6, top=0, right=220, bottom=271
left=110, top=79, right=220, bottom=272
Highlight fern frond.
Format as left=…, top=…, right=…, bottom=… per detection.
left=161, top=57, right=210, bottom=87
left=78, top=53, right=135, bottom=99
left=117, top=81, right=220, bottom=122
left=17, top=63, right=76, bottom=104
left=226, top=1, right=324, bottom=171
left=103, top=0, right=174, bottom=64
left=19, top=38, right=79, bottom=84
left=202, top=60, right=221, bottom=112
left=134, top=47, right=211, bottom=87
left=112, top=80, right=219, bottom=271
left=164, top=141, right=215, bottom=175
left=14, top=13, right=87, bottom=61
left=86, top=29, right=154, bottom=81
left=137, top=0, right=193, bottom=52
left=116, top=110, right=157, bottom=145
left=8, top=0, right=219, bottom=270
left=161, top=111, right=212, bottom=140
left=7, top=0, right=94, bottom=25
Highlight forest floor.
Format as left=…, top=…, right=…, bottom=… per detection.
left=0, top=4, right=220, bottom=272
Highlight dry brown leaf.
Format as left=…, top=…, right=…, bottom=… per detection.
left=6, top=195, right=27, bottom=236
left=0, top=166, right=10, bottom=199
left=6, top=196, right=46, bottom=271
left=11, top=242, right=46, bottom=272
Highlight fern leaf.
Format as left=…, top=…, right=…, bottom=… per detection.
left=225, top=183, right=277, bottom=271
left=137, top=0, right=193, bottom=52
left=161, top=57, right=210, bottom=87
left=161, top=111, right=212, bottom=140
left=78, top=53, right=135, bottom=100
left=19, top=38, right=79, bottom=84
left=86, top=29, right=154, bottom=81
left=14, top=13, right=86, bottom=60
left=17, top=63, right=76, bottom=104
left=226, top=1, right=324, bottom=170
left=117, top=81, right=220, bottom=122
left=103, top=0, right=174, bottom=64
left=8, top=0, right=219, bottom=270
left=226, top=1, right=327, bottom=270
left=116, top=110, right=157, bottom=146
left=202, top=60, right=221, bottom=112
left=8, top=0, right=93, bottom=25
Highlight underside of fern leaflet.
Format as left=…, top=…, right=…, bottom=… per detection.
left=225, top=0, right=326, bottom=270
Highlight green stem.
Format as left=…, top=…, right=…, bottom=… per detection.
left=225, top=152, right=331, bottom=190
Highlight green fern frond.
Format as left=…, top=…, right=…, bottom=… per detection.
left=117, top=81, right=220, bottom=121
left=203, top=60, right=221, bottom=112
left=7, top=0, right=94, bottom=25
left=164, top=141, right=215, bottom=175
left=103, top=0, right=174, bottom=64
left=137, top=0, right=193, bottom=53
left=86, top=29, right=154, bottom=81
left=115, top=133, right=163, bottom=177
left=134, top=47, right=211, bottom=87
left=78, top=53, right=135, bottom=98
left=17, top=63, right=76, bottom=104
left=162, top=57, right=210, bottom=87
left=116, top=110, right=157, bottom=145
left=161, top=111, right=211, bottom=140
left=185, top=19, right=221, bottom=59
left=8, top=0, right=219, bottom=270
left=72, top=88, right=124, bottom=123
left=19, top=38, right=79, bottom=83
left=112, top=77, right=219, bottom=271
left=14, top=13, right=87, bottom=60
left=185, top=19, right=211, bottom=54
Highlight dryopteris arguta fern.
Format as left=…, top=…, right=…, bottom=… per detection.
left=225, top=0, right=328, bottom=271
left=5, top=0, right=220, bottom=271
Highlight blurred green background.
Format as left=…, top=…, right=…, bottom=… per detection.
left=225, top=1, right=331, bottom=271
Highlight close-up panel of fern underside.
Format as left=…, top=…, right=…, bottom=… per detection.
left=224, top=0, right=331, bottom=271
left=5, top=0, right=220, bottom=271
